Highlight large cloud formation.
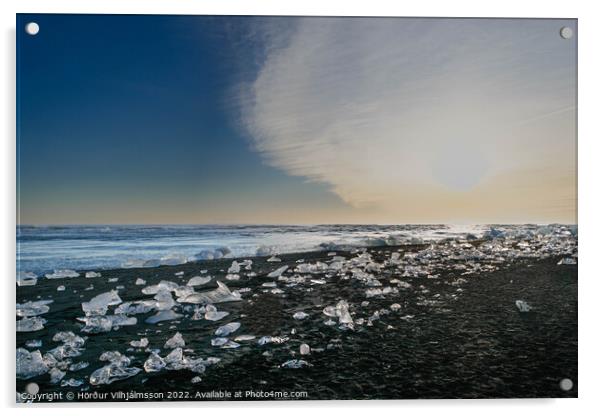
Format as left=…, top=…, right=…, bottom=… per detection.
left=239, top=18, right=576, bottom=223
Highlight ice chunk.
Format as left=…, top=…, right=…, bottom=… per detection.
left=296, top=262, right=329, bottom=274
left=557, top=257, right=577, bottom=265
left=299, top=344, right=311, bottom=355
left=69, top=361, right=89, bottom=371
left=85, top=271, right=101, bottom=278
left=164, top=348, right=183, bottom=368
left=82, top=290, right=122, bottom=316
left=89, top=352, right=141, bottom=385
left=280, top=359, right=312, bottom=369
left=17, top=271, right=38, bottom=286
left=220, top=340, right=240, bottom=349
left=164, top=332, right=185, bottom=349
left=322, top=300, right=353, bottom=326
left=215, top=322, right=241, bottom=337
left=257, top=336, right=289, bottom=346
left=45, top=269, right=80, bottom=279
left=130, top=338, right=149, bottom=348
left=16, top=300, right=53, bottom=317
left=49, top=367, right=66, bottom=384
left=234, top=334, right=256, bottom=342
left=515, top=300, right=532, bottom=313
left=179, top=281, right=241, bottom=304
left=267, top=256, right=281, bottom=262
left=191, top=376, right=202, bottom=384
left=135, top=278, right=146, bottom=286
left=78, top=315, right=136, bottom=333
left=187, top=276, right=212, bottom=286
left=16, top=348, right=49, bottom=379
left=25, top=340, right=42, bottom=348
left=211, top=337, right=228, bottom=347
left=225, top=274, right=240, bottom=281
left=227, top=261, right=241, bottom=274
left=142, top=280, right=179, bottom=295
left=267, top=266, right=288, bottom=278
left=61, top=378, right=84, bottom=387
left=154, top=289, right=176, bottom=311
left=145, top=310, right=183, bottom=324
left=390, top=303, right=401, bottom=311
left=114, top=300, right=155, bottom=315
left=143, top=352, right=166, bottom=373
left=204, top=304, right=229, bottom=321
left=48, top=332, right=86, bottom=360
left=17, top=317, right=46, bottom=332
left=211, top=338, right=240, bottom=349
left=56, top=285, right=66, bottom=291
left=53, top=331, right=86, bottom=348
left=293, top=311, right=309, bottom=320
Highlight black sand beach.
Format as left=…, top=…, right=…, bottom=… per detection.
left=16, top=242, right=578, bottom=401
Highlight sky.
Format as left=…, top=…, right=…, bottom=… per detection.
left=17, top=15, right=577, bottom=225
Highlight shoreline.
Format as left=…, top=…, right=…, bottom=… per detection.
left=17, top=241, right=577, bottom=401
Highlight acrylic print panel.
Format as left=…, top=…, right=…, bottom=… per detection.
left=16, top=14, right=577, bottom=402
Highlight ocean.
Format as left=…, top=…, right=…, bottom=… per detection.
left=16, top=224, right=491, bottom=276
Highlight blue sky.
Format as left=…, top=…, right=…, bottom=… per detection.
left=17, top=15, right=577, bottom=224
left=17, top=14, right=350, bottom=224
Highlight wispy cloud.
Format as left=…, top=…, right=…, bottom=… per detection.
left=239, top=18, right=576, bottom=223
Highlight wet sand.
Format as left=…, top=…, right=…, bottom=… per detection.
left=16, top=244, right=577, bottom=401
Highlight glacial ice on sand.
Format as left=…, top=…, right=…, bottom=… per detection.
left=293, top=311, right=309, bottom=320
left=143, top=352, right=166, bottom=373
left=16, top=300, right=52, bottom=317
left=204, top=304, right=229, bottom=321
left=81, top=290, right=122, bottom=316
left=322, top=300, right=353, bottom=325
left=45, top=269, right=80, bottom=279
left=25, top=340, right=42, bottom=348
left=17, top=317, right=47, bottom=332
left=49, top=367, right=66, bottom=384
left=145, top=310, right=183, bottom=324
left=267, top=265, right=288, bottom=278
left=130, top=338, right=149, bottom=348
left=61, top=378, right=84, bottom=387
left=215, top=322, right=241, bottom=337
left=187, top=276, right=212, bottom=286
left=16, top=348, right=49, bottom=379
left=141, top=280, right=179, bottom=295
left=78, top=315, right=137, bottom=333
left=281, top=359, right=312, bottom=369
left=85, top=271, right=101, bottom=278
left=515, top=300, right=532, bottom=313
left=164, top=332, right=185, bottom=349
left=89, top=351, right=141, bottom=385
left=227, top=261, right=241, bottom=274
left=257, top=336, right=289, bottom=346
left=179, top=281, right=241, bottom=305
left=234, top=334, right=256, bottom=342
